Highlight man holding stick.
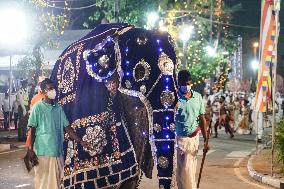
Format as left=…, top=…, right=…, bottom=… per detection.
left=175, top=70, right=209, bottom=189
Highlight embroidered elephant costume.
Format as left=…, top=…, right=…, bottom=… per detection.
left=51, top=24, right=178, bottom=189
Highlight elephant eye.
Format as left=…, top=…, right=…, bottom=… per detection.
left=133, top=59, right=151, bottom=82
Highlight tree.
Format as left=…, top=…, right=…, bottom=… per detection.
left=84, top=0, right=239, bottom=88
left=83, top=0, right=159, bottom=28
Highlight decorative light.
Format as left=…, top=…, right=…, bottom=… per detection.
left=107, top=36, right=112, bottom=42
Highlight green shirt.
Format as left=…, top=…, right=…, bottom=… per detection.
left=175, top=90, right=205, bottom=137
left=28, top=100, right=69, bottom=157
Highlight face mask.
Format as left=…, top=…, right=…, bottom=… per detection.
left=180, top=85, right=191, bottom=94
left=46, top=89, right=56, bottom=100
left=35, top=85, right=40, bottom=93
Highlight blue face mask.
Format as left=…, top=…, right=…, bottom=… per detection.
left=180, top=85, right=191, bottom=93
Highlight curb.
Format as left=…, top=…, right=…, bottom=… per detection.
left=247, top=146, right=284, bottom=189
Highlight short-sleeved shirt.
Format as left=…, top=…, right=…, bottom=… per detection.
left=175, top=90, right=205, bottom=137
left=2, top=98, right=11, bottom=112
left=28, top=100, right=69, bottom=157
left=12, top=100, right=18, bottom=113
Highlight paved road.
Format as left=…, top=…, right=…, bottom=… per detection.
left=0, top=130, right=274, bottom=189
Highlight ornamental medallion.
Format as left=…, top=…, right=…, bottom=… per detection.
left=82, top=126, right=108, bottom=156
left=133, top=59, right=151, bottom=82
left=158, top=156, right=169, bottom=169
left=158, top=52, right=174, bottom=75
left=160, top=90, right=175, bottom=107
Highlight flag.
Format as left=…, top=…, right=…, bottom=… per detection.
left=254, top=0, right=280, bottom=112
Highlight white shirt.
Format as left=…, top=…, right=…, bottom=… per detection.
left=2, top=98, right=11, bottom=112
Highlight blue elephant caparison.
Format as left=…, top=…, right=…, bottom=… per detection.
left=51, top=23, right=178, bottom=189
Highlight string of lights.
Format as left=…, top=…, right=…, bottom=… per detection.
left=46, top=2, right=97, bottom=10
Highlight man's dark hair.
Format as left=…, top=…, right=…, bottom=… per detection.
left=40, top=78, right=54, bottom=91
left=178, top=70, right=192, bottom=83
left=220, top=96, right=226, bottom=101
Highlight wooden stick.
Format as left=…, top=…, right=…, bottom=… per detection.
left=197, top=127, right=210, bottom=188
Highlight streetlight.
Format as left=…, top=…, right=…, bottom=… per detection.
left=179, top=25, right=194, bottom=68
left=147, top=12, right=159, bottom=29
left=0, top=7, right=28, bottom=130
left=206, top=45, right=216, bottom=57
left=179, top=25, right=194, bottom=42
left=253, top=42, right=259, bottom=48
left=0, top=8, right=28, bottom=46
left=251, top=59, right=259, bottom=71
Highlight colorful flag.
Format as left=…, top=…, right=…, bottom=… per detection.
left=255, top=0, right=280, bottom=112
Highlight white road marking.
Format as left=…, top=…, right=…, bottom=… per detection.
left=226, top=151, right=252, bottom=158
left=15, top=184, right=30, bottom=188
left=197, top=150, right=216, bottom=156
left=0, top=149, right=23, bottom=155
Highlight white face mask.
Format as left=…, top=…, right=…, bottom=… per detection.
left=35, top=85, right=40, bottom=93
left=46, top=89, right=56, bottom=100
left=180, top=85, right=191, bottom=93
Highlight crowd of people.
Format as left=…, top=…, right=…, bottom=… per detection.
left=203, top=90, right=284, bottom=143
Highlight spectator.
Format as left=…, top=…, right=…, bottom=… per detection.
left=2, top=93, right=11, bottom=131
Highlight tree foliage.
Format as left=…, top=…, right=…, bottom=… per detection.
left=83, top=0, right=159, bottom=28
left=84, top=1, right=239, bottom=86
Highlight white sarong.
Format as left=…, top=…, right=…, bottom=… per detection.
left=176, top=134, right=199, bottom=189
left=34, top=156, right=64, bottom=189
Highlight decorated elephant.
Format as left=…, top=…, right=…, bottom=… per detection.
left=51, top=23, right=178, bottom=189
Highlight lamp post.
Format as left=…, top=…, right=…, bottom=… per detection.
left=180, top=25, right=194, bottom=69
left=251, top=42, right=259, bottom=91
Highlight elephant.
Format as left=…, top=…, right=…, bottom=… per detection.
left=51, top=23, right=178, bottom=189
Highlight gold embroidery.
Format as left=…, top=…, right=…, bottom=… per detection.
left=158, top=52, right=174, bottom=75
left=57, top=43, right=84, bottom=105
left=60, top=57, right=75, bottom=94
left=59, top=93, right=76, bottom=106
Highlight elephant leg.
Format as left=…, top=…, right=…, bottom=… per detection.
left=119, top=176, right=139, bottom=189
